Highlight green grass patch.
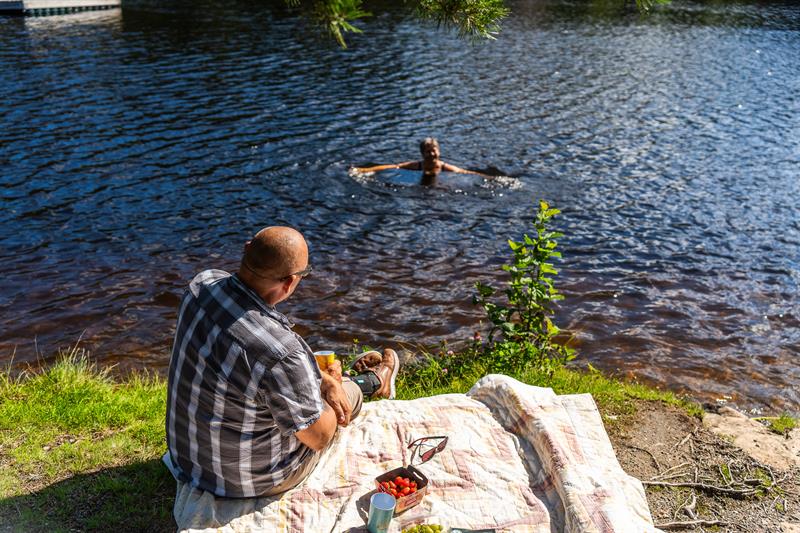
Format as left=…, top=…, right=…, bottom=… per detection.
left=766, top=414, right=797, bottom=436
left=0, top=353, right=166, bottom=491
left=751, top=413, right=797, bottom=436
left=0, top=347, right=172, bottom=532
left=719, top=462, right=732, bottom=484
left=396, top=353, right=700, bottom=420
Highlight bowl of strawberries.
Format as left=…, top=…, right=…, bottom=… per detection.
left=374, top=436, right=447, bottom=514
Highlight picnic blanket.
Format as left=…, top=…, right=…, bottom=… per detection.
left=170, top=374, right=660, bottom=532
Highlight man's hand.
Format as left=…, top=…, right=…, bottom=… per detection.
left=323, top=359, right=343, bottom=383
left=321, top=372, right=352, bottom=427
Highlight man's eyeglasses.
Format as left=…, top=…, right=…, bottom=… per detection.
left=243, top=261, right=313, bottom=281
left=280, top=265, right=313, bottom=281
left=408, top=435, right=448, bottom=465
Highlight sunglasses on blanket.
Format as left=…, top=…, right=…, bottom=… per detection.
left=408, top=436, right=448, bottom=465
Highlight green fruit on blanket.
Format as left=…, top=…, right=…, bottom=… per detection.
left=401, top=524, right=443, bottom=533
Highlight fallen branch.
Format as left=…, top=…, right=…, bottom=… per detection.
left=642, top=480, right=757, bottom=497
left=655, top=471, right=691, bottom=482
left=652, top=461, right=690, bottom=481
left=656, top=519, right=727, bottom=530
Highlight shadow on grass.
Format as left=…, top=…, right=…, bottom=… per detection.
left=0, top=459, right=175, bottom=533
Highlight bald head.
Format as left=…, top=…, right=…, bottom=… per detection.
left=241, top=226, right=308, bottom=281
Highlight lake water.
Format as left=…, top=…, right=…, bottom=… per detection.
left=1, top=0, right=798, bottom=412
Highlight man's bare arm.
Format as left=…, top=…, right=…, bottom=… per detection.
left=294, top=405, right=337, bottom=452
left=294, top=364, right=351, bottom=451
left=352, top=161, right=421, bottom=173
left=442, top=162, right=495, bottom=179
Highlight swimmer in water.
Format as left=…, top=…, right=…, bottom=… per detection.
left=352, top=138, right=494, bottom=187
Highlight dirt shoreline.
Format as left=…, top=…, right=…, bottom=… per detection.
left=608, top=402, right=800, bottom=532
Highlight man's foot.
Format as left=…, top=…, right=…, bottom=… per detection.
left=373, top=348, right=399, bottom=399
left=352, top=349, right=399, bottom=399
left=352, top=351, right=383, bottom=375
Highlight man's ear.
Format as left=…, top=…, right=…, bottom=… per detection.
left=281, top=276, right=295, bottom=294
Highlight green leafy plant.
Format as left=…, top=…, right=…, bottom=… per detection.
left=342, top=338, right=368, bottom=368
left=473, top=200, right=574, bottom=373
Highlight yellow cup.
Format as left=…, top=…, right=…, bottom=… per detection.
left=313, top=350, right=336, bottom=370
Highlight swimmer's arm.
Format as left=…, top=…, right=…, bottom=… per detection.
left=352, top=161, right=421, bottom=173
left=442, top=162, right=495, bottom=179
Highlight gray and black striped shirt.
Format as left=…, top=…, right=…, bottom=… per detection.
left=166, top=269, right=324, bottom=497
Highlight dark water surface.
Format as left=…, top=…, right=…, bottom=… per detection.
left=1, top=0, right=798, bottom=412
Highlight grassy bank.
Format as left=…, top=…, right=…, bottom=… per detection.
left=393, top=350, right=701, bottom=422
left=0, top=346, right=700, bottom=532
left=0, top=348, right=172, bottom=532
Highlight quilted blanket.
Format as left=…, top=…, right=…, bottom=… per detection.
left=170, top=374, right=660, bottom=532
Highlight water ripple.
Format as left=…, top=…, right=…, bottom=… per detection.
left=1, top=0, right=798, bottom=411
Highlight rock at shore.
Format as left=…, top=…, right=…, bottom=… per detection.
left=703, top=406, right=800, bottom=471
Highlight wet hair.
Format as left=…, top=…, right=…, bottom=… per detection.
left=419, top=137, right=440, bottom=155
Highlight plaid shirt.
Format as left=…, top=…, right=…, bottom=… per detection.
left=166, top=269, right=324, bottom=498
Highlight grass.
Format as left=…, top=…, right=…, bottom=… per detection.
left=0, top=343, right=701, bottom=531
left=0, top=345, right=173, bottom=532
left=394, top=348, right=702, bottom=421
left=763, top=414, right=797, bottom=436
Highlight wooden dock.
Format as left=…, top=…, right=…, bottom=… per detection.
left=0, top=0, right=119, bottom=16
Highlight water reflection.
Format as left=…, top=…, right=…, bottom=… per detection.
left=0, top=0, right=798, bottom=412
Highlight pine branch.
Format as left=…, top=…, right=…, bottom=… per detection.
left=415, top=0, right=509, bottom=40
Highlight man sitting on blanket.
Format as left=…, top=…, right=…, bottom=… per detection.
left=165, top=226, right=399, bottom=499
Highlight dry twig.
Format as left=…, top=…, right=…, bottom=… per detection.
left=643, top=480, right=757, bottom=497
left=656, top=471, right=691, bottom=482
left=672, top=491, right=697, bottom=521
left=682, top=492, right=697, bottom=520
left=653, top=462, right=690, bottom=481
left=625, top=443, right=661, bottom=472
left=656, top=519, right=727, bottom=530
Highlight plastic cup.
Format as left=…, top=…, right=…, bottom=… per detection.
left=367, top=492, right=396, bottom=533
left=313, top=350, right=336, bottom=370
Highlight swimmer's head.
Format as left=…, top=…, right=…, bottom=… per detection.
left=420, top=137, right=440, bottom=161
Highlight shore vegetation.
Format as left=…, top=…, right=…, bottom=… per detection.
left=754, top=414, right=798, bottom=437
left=395, top=200, right=698, bottom=420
